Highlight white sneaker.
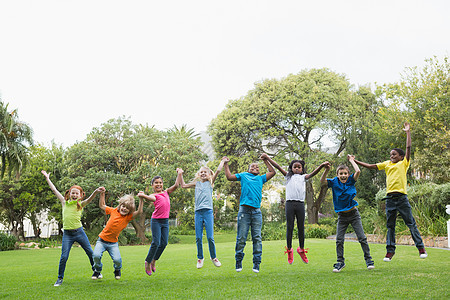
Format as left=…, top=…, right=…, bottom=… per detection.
left=197, top=259, right=204, bottom=269
left=211, top=258, right=222, bottom=267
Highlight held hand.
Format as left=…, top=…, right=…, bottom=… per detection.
left=347, top=154, right=355, bottom=161
left=323, top=161, right=331, bottom=169
left=96, top=187, right=106, bottom=193
left=222, top=156, right=230, bottom=163
left=41, top=170, right=50, bottom=178
left=403, top=122, right=410, bottom=132
left=259, top=153, right=269, bottom=160
left=137, top=191, right=146, bottom=198
left=176, top=168, right=184, bottom=174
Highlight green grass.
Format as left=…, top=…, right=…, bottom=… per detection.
left=1, top=238, right=449, bottom=299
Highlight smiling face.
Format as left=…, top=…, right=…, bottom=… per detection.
left=199, top=167, right=212, bottom=182
left=152, top=178, right=164, bottom=193
left=69, top=188, right=82, bottom=200
left=118, top=204, right=130, bottom=216
left=337, top=168, right=350, bottom=183
left=390, top=149, right=403, bottom=163
left=248, top=163, right=260, bottom=175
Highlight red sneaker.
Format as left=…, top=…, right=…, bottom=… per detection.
left=383, top=252, right=395, bottom=262
left=145, top=261, right=152, bottom=276
left=284, top=247, right=294, bottom=264
left=297, top=247, right=309, bottom=264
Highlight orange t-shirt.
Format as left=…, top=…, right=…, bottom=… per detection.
left=99, top=206, right=134, bottom=243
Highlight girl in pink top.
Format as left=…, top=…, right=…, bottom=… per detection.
left=138, top=170, right=182, bottom=276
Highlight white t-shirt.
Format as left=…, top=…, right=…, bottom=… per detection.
left=285, top=174, right=307, bottom=201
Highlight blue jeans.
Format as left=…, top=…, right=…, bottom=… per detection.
left=58, top=227, right=94, bottom=279
left=384, top=193, right=424, bottom=253
left=235, top=206, right=262, bottom=265
left=195, top=209, right=216, bottom=259
left=93, top=238, right=122, bottom=272
left=146, top=218, right=169, bottom=263
left=336, top=208, right=372, bottom=264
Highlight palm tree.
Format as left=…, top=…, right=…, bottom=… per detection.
left=0, top=100, right=33, bottom=179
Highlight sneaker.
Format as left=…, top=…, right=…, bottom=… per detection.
left=285, top=247, right=294, bottom=264
left=367, top=261, right=375, bottom=270
left=332, top=262, right=345, bottom=273
left=197, top=258, right=204, bottom=269
left=419, top=248, right=428, bottom=259
left=383, top=252, right=395, bottom=262
left=54, top=278, right=63, bottom=287
left=91, top=271, right=103, bottom=280
left=297, top=247, right=309, bottom=264
left=236, top=260, right=243, bottom=272
left=150, top=260, right=156, bottom=273
left=211, top=258, right=222, bottom=267
left=114, top=269, right=121, bottom=280
left=252, top=264, right=260, bottom=273
left=145, top=261, right=152, bottom=276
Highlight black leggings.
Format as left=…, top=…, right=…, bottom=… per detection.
left=285, top=201, right=305, bottom=249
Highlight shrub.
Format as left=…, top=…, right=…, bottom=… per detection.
left=305, top=224, right=333, bottom=239
left=0, top=233, right=17, bottom=251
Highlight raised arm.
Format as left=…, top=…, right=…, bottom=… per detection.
left=167, top=169, right=182, bottom=194
left=81, top=186, right=105, bottom=208
left=133, top=196, right=144, bottom=218
left=260, top=153, right=287, bottom=176
left=348, top=155, right=361, bottom=181
left=320, top=164, right=331, bottom=186
left=138, top=191, right=156, bottom=202
left=99, top=190, right=106, bottom=211
left=353, top=158, right=378, bottom=170
left=404, top=122, right=411, bottom=161
left=260, top=154, right=276, bottom=180
left=305, top=161, right=330, bottom=180
left=211, top=160, right=225, bottom=184
left=41, top=170, right=65, bottom=204
left=222, top=156, right=238, bottom=181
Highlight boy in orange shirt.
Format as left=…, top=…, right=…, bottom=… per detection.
left=92, top=191, right=143, bottom=280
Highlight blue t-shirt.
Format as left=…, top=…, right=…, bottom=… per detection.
left=235, top=172, right=268, bottom=208
left=327, top=174, right=358, bottom=212
left=195, top=181, right=214, bottom=211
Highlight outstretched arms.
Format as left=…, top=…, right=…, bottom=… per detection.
left=133, top=196, right=144, bottom=218
left=320, top=163, right=331, bottom=186
left=222, top=156, right=238, bottom=181
left=166, top=169, right=182, bottom=194
left=41, top=170, right=65, bottom=204
left=260, top=153, right=287, bottom=176
left=137, top=191, right=156, bottom=202
left=211, top=160, right=225, bottom=184
left=260, top=153, right=276, bottom=180
left=81, top=187, right=105, bottom=208
left=347, top=155, right=361, bottom=181
left=404, top=122, right=411, bottom=161
left=305, top=161, right=331, bottom=180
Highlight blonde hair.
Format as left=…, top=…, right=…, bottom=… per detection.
left=117, top=194, right=136, bottom=215
left=191, top=166, right=215, bottom=187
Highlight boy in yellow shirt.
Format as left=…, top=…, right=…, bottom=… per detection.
left=353, top=122, right=427, bottom=261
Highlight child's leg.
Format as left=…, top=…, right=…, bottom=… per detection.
left=250, top=208, right=263, bottom=265
left=396, top=195, right=425, bottom=249
left=350, top=209, right=373, bottom=263
left=285, top=201, right=295, bottom=249
left=336, top=213, right=350, bottom=263
left=204, top=209, right=217, bottom=259
left=75, top=229, right=94, bottom=269
left=194, top=210, right=205, bottom=259
left=385, top=198, right=398, bottom=253
left=93, top=239, right=106, bottom=272
left=154, top=219, right=169, bottom=260
left=294, top=202, right=306, bottom=249
left=146, top=218, right=161, bottom=263
left=235, top=206, right=251, bottom=262
left=106, top=242, right=122, bottom=271
left=58, top=231, right=76, bottom=279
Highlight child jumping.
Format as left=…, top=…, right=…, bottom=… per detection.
left=41, top=170, right=104, bottom=287
left=138, top=170, right=182, bottom=276
left=92, top=191, right=143, bottom=280
left=223, top=154, right=276, bottom=273
left=178, top=161, right=224, bottom=269
left=264, top=156, right=330, bottom=264
left=321, top=156, right=374, bottom=272
left=353, top=122, right=427, bottom=261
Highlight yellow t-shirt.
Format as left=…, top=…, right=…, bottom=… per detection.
left=63, top=200, right=83, bottom=230
left=377, top=158, right=410, bottom=194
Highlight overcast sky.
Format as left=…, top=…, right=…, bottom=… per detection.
left=0, top=0, right=448, bottom=147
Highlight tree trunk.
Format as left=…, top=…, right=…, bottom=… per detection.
left=306, top=181, right=329, bottom=224
left=132, top=217, right=148, bottom=243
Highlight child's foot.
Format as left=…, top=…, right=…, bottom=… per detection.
left=383, top=252, right=395, bottom=262
left=297, top=247, right=309, bottom=263
left=419, top=248, right=428, bottom=259
left=54, top=278, right=63, bottom=287
left=285, top=247, right=294, bottom=264
left=252, top=263, right=260, bottom=273
left=150, top=260, right=156, bottom=272
left=91, top=271, right=103, bottom=280
left=236, top=260, right=243, bottom=272
left=211, top=258, right=222, bottom=267
left=197, top=258, right=204, bottom=269
left=332, top=262, right=345, bottom=273
left=145, top=261, right=152, bottom=276
left=366, top=261, right=375, bottom=270
left=114, top=269, right=121, bottom=280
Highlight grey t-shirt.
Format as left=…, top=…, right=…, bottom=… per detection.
left=195, top=181, right=214, bottom=210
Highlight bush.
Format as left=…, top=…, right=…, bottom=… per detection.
left=0, top=233, right=17, bottom=251
left=261, top=222, right=285, bottom=241
left=305, top=224, right=333, bottom=239
left=38, top=238, right=60, bottom=248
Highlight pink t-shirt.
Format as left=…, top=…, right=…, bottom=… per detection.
left=151, top=191, right=170, bottom=219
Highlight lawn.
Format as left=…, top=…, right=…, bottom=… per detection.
left=1, top=236, right=449, bottom=299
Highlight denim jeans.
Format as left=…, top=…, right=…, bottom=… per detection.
left=146, top=218, right=169, bottom=263
left=58, top=227, right=94, bottom=279
left=384, top=193, right=424, bottom=253
left=336, top=208, right=372, bottom=264
left=235, top=206, right=262, bottom=265
left=93, top=238, right=122, bottom=272
left=195, top=209, right=216, bottom=259
left=285, top=201, right=305, bottom=249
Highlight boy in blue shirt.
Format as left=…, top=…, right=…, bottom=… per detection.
left=321, top=155, right=374, bottom=272
left=223, top=154, right=276, bottom=273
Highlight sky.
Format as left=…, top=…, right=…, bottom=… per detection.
left=0, top=0, right=449, bottom=147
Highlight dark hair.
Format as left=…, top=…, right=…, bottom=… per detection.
left=392, top=148, right=405, bottom=157
left=286, top=159, right=306, bottom=179
left=336, top=164, right=351, bottom=175
left=151, top=176, right=163, bottom=185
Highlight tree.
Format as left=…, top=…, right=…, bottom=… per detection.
left=0, top=100, right=33, bottom=179
left=209, top=69, right=375, bottom=223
